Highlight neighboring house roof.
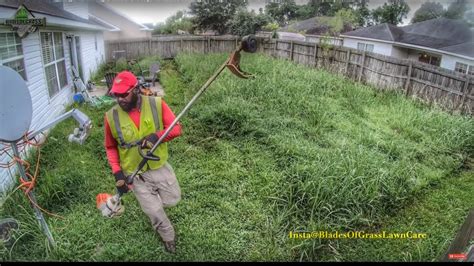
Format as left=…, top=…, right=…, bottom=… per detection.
left=88, top=14, right=120, bottom=31
left=0, top=0, right=100, bottom=27
left=438, top=42, right=474, bottom=58
left=142, top=23, right=154, bottom=29
left=343, top=23, right=402, bottom=42
left=342, top=18, right=473, bottom=58
left=282, top=16, right=353, bottom=35
left=401, top=18, right=471, bottom=43
left=94, top=1, right=152, bottom=31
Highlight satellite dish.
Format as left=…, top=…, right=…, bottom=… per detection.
left=0, top=66, right=32, bottom=142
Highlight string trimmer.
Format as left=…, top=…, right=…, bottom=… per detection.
left=97, top=35, right=258, bottom=218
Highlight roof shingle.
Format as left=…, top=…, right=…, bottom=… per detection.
left=0, top=0, right=100, bottom=27
left=343, top=18, right=473, bottom=57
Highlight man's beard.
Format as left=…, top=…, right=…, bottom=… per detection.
left=118, top=93, right=139, bottom=112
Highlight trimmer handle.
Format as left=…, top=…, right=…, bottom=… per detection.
left=138, top=144, right=161, bottom=161
left=123, top=145, right=161, bottom=185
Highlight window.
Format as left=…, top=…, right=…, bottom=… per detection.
left=418, top=52, right=440, bottom=67
left=469, top=65, right=474, bottom=76
left=41, top=32, right=68, bottom=97
left=365, top=44, right=374, bottom=52
left=357, top=42, right=374, bottom=52
left=455, top=62, right=468, bottom=74
left=0, top=32, right=27, bottom=80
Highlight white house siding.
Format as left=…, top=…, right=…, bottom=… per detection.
left=0, top=27, right=104, bottom=191
left=343, top=37, right=394, bottom=55
left=62, top=1, right=90, bottom=20
left=72, top=31, right=105, bottom=82
left=0, top=29, right=76, bottom=191
left=440, top=54, right=474, bottom=71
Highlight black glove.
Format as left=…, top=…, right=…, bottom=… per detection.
left=114, top=170, right=129, bottom=194
left=141, top=133, right=159, bottom=149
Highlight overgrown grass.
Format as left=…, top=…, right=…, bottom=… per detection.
left=316, top=169, right=474, bottom=262
left=0, top=52, right=472, bottom=261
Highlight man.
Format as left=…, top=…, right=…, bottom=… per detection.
left=104, top=71, right=182, bottom=253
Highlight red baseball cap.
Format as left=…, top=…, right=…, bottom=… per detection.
left=110, top=71, right=138, bottom=94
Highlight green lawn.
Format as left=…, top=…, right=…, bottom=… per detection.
left=1, top=53, right=472, bottom=261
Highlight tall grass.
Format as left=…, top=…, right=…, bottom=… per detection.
left=171, top=52, right=473, bottom=260
left=0, top=52, right=472, bottom=261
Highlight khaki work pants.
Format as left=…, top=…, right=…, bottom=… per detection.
left=132, top=162, right=181, bottom=242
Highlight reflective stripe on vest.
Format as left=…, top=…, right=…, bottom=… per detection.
left=111, top=96, right=161, bottom=149
left=106, top=96, right=168, bottom=175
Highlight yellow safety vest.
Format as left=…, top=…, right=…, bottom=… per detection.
left=106, top=96, right=168, bottom=175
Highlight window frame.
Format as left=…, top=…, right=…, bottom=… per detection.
left=357, top=42, right=374, bottom=52
left=455, top=62, right=468, bottom=74
left=40, top=31, right=68, bottom=98
left=0, top=32, right=27, bottom=81
left=365, top=44, right=374, bottom=52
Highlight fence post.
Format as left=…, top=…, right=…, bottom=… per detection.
left=404, top=61, right=413, bottom=96
left=201, top=37, right=205, bottom=53
left=313, top=42, right=318, bottom=67
left=460, top=76, right=470, bottom=112
left=208, top=37, right=211, bottom=53
left=358, top=51, right=366, bottom=83
left=273, top=39, right=277, bottom=57
left=290, top=41, right=294, bottom=61
left=180, top=38, right=183, bottom=52
left=148, top=38, right=152, bottom=56
left=235, top=37, right=238, bottom=49
left=344, top=49, right=351, bottom=75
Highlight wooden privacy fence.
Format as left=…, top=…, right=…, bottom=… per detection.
left=262, top=39, right=473, bottom=115
left=105, top=36, right=473, bottom=115
left=105, top=35, right=244, bottom=61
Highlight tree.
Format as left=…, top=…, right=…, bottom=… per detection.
left=371, top=0, right=410, bottom=25
left=329, top=9, right=358, bottom=33
left=465, top=9, right=474, bottom=26
left=227, top=9, right=272, bottom=36
left=154, top=10, right=194, bottom=35
left=262, top=22, right=279, bottom=32
left=295, top=4, right=314, bottom=20
left=445, top=0, right=467, bottom=19
left=306, top=0, right=352, bottom=17
left=189, top=0, right=246, bottom=34
left=411, top=2, right=445, bottom=23
left=352, top=0, right=371, bottom=27
left=265, top=0, right=298, bottom=26
left=152, top=22, right=166, bottom=35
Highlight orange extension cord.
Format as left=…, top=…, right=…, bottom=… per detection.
left=1, top=132, right=64, bottom=219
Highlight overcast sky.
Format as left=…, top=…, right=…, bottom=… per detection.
left=104, top=0, right=474, bottom=26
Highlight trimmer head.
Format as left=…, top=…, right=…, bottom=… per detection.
left=226, top=35, right=258, bottom=79
left=96, top=193, right=124, bottom=218
left=241, top=35, right=258, bottom=53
